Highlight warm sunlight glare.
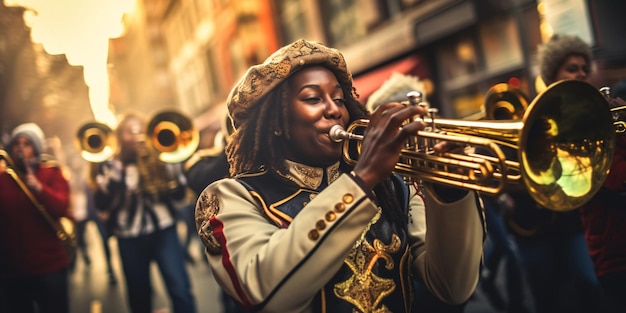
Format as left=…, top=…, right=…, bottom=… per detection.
left=6, top=0, right=136, bottom=127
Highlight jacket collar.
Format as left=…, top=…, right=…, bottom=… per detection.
left=276, top=160, right=341, bottom=190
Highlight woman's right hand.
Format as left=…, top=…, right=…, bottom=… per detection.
left=352, top=102, right=426, bottom=190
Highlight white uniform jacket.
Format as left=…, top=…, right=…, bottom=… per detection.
left=195, top=161, right=484, bottom=313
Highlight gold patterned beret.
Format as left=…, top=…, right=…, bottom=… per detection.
left=226, top=39, right=354, bottom=129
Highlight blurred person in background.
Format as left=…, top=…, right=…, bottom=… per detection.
left=183, top=116, right=244, bottom=313
left=68, top=155, right=118, bottom=285
left=503, top=33, right=608, bottom=313
left=93, top=112, right=197, bottom=313
left=194, top=39, right=485, bottom=313
left=0, top=122, right=71, bottom=313
left=579, top=78, right=626, bottom=312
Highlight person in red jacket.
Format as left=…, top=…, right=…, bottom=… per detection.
left=579, top=78, right=626, bottom=313
left=0, top=122, right=71, bottom=313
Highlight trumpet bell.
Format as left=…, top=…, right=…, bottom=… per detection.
left=75, top=122, right=117, bottom=163
left=147, top=110, right=200, bottom=163
left=484, top=83, right=529, bottom=120
left=519, top=79, right=615, bottom=211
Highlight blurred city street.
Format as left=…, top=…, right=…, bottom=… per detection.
left=68, top=222, right=222, bottom=313
left=68, top=221, right=525, bottom=313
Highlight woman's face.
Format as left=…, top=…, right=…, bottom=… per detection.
left=11, top=136, right=36, bottom=160
left=283, top=66, right=350, bottom=167
left=554, top=55, right=590, bottom=83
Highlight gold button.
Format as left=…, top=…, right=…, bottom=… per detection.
left=325, top=211, right=336, bottom=222
left=343, top=193, right=354, bottom=204
left=316, top=220, right=326, bottom=230
left=308, top=229, right=319, bottom=241
left=335, top=203, right=346, bottom=213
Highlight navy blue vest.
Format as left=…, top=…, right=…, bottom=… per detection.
left=237, top=169, right=413, bottom=312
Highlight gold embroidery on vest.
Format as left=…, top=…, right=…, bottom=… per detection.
left=195, top=192, right=222, bottom=255
left=354, top=210, right=381, bottom=249
left=327, top=165, right=340, bottom=183
left=293, top=164, right=322, bottom=189
left=334, top=233, right=402, bottom=312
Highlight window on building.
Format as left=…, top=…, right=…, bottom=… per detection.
left=275, top=0, right=309, bottom=43
left=320, top=0, right=368, bottom=46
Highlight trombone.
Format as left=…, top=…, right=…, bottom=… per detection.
left=330, top=80, right=615, bottom=212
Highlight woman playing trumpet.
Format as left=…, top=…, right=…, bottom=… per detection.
left=194, top=39, right=485, bottom=313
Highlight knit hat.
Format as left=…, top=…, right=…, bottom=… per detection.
left=226, top=39, right=353, bottom=129
left=10, top=122, right=45, bottom=156
left=537, top=34, right=592, bottom=85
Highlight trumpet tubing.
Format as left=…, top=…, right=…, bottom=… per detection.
left=332, top=80, right=615, bottom=212
left=611, top=105, right=626, bottom=134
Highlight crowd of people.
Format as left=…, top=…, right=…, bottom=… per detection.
left=1, top=33, right=625, bottom=313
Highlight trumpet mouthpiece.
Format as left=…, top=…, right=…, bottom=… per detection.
left=329, top=125, right=364, bottom=142
left=329, top=125, right=347, bottom=142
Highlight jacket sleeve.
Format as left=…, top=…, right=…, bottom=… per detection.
left=195, top=174, right=379, bottom=312
left=408, top=185, right=485, bottom=305
left=36, top=166, right=71, bottom=219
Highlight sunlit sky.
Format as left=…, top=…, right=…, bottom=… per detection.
left=7, top=0, right=136, bottom=127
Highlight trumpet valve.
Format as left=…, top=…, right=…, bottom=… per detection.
left=406, top=91, right=422, bottom=105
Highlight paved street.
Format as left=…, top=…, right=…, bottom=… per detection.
left=68, top=221, right=520, bottom=313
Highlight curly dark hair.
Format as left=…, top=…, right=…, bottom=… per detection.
left=537, top=34, right=592, bottom=85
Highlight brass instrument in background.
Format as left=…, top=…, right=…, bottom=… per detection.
left=484, top=83, right=530, bottom=120
left=75, top=110, right=200, bottom=194
left=330, top=80, right=615, bottom=212
left=599, top=86, right=626, bottom=134
left=75, top=122, right=118, bottom=163
left=0, top=149, right=15, bottom=169
left=146, top=110, right=200, bottom=163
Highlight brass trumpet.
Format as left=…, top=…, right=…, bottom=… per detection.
left=599, top=86, right=626, bottom=134
left=76, top=110, right=199, bottom=195
left=75, top=122, right=117, bottom=163
left=330, top=80, right=615, bottom=212
left=75, top=110, right=199, bottom=164
left=146, top=110, right=200, bottom=163
left=484, top=83, right=529, bottom=120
